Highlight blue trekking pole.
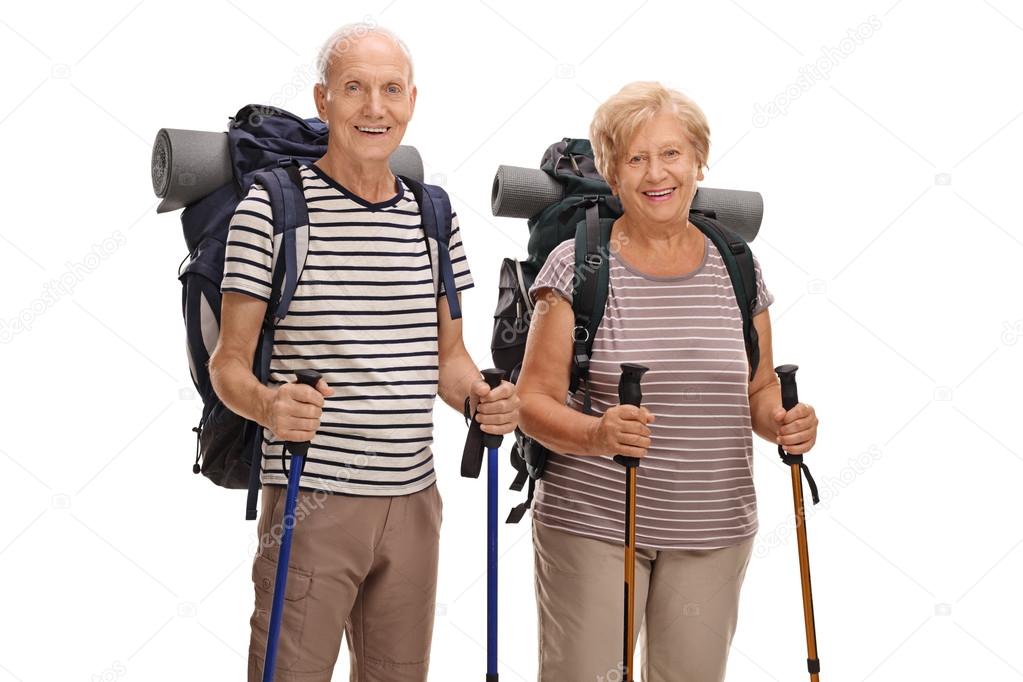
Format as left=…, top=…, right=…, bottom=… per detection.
left=263, top=368, right=322, bottom=682
left=483, top=368, right=505, bottom=682
left=461, top=368, right=506, bottom=681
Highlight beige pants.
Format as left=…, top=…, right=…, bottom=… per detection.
left=248, top=483, right=442, bottom=681
left=533, top=521, right=754, bottom=682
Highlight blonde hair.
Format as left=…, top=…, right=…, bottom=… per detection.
left=589, top=82, right=710, bottom=185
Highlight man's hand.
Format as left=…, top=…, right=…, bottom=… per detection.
left=469, top=379, right=520, bottom=435
left=266, top=377, right=334, bottom=442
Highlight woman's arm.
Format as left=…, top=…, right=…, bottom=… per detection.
left=748, top=309, right=818, bottom=453
left=517, top=288, right=653, bottom=458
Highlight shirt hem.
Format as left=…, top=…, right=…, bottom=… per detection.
left=260, top=471, right=437, bottom=497
left=531, top=513, right=758, bottom=551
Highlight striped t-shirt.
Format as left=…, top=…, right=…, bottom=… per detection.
left=529, top=233, right=773, bottom=550
left=220, top=163, right=473, bottom=496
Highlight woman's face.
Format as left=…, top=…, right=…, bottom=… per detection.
left=610, top=109, right=704, bottom=229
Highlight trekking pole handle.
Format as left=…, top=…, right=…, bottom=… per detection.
left=613, top=363, right=649, bottom=469
left=481, top=368, right=506, bottom=449
left=286, top=369, right=323, bottom=458
left=776, top=364, right=799, bottom=411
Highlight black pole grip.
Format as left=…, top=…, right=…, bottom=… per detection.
left=285, top=369, right=323, bottom=458
left=613, top=363, right=649, bottom=469
left=482, top=368, right=506, bottom=449
left=776, top=364, right=799, bottom=411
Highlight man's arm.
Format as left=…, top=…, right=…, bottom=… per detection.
left=209, top=292, right=329, bottom=442
left=436, top=295, right=518, bottom=435
left=209, top=292, right=275, bottom=427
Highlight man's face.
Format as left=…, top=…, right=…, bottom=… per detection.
left=314, top=33, right=416, bottom=164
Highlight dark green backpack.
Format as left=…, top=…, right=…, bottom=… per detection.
left=491, top=138, right=761, bottom=523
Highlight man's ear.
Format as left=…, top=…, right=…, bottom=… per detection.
left=313, top=82, right=328, bottom=121
left=409, top=84, right=418, bottom=118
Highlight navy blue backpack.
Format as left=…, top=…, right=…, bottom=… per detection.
left=178, top=104, right=462, bottom=520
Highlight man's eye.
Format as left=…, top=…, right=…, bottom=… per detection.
left=345, top=83, right=360, bottom=93
left=386, top=85, right=401, bottom=95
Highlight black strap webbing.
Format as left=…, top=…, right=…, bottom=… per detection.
left=779, top=446, right=820, bottom=505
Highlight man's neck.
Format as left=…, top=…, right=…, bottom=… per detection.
left=314, top=151, right=396, bottom=204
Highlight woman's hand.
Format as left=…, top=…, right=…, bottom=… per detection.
left=772, top=403, right=818, bottom=454
left=587, top=405, right=656, bottom=458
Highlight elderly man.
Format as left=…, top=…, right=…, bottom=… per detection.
left=210, top=24, right=519, bottom=681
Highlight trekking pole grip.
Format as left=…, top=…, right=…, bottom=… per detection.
left=481, top=368, right=506, bottom=449
left=613, top=363, right=649, bottom=469
left=285, top=369, right=322, bottom=459
left=776, top=363, right=799, bottom=411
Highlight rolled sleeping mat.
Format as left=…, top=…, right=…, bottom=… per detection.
left=389, top=144, right=424, bottom=187
left=152, top=128, right=426, bottom=213
left=152, top=129, right=232, bottom=214
left=491, top=164, right=764, bottom=242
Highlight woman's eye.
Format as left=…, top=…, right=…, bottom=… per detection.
left=663, top=149, right=680, bottom=159
left=629, top=155, right=645, bottom=165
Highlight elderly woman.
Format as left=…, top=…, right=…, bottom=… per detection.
left=516, top=81, right=819, bottom=682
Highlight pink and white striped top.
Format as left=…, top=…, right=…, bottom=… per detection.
left=529, top=233, right=774, bottom=550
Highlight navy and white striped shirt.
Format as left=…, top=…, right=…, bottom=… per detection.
left=221, top=163, right=473, bottom=496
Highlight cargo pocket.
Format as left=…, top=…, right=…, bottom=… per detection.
left=251, top=552, right=313, bottom=662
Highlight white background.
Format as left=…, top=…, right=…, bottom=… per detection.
left=1, top=1, right=1022, bottom=680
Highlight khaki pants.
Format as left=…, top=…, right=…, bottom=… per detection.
left=248, top=483, right=442, bottom=681
left=533, top=521, right=754, bottom=682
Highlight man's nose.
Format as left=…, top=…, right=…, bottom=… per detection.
left=363, top=89, right=384, bottom=117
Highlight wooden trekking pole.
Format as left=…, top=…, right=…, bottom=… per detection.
left=612, top=362, right=649, bottom=682
left=775, top=364, right=821, bottom=681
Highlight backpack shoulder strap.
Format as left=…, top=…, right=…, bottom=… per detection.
left=401, top=176, right=462, bottom=320
left=253, top=160, right=310, bottom=324
left=245, top=159, right=309, bottom=521
left=689, top=211, right=760, bottom=380
left=570, top=201, right=612, bottom=413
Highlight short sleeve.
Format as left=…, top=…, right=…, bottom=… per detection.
left=220, top=185, right=274, bottom=302
left=529, top=239, right=576, bottom=304
left=439, top=212, right=474, bottom=294
left=752, top=254, right=775, bottom=315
